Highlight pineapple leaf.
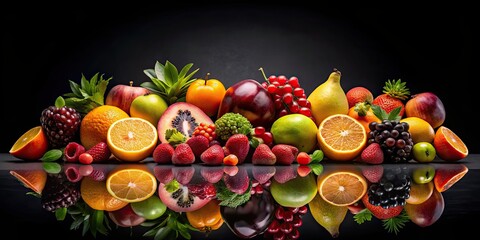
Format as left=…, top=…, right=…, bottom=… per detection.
left=151, top=78, right=168, bottom=93
left=178, top=63, right=193, bottom=79
left=183, top=68, right=200, bottom=83
left=154, top=61, right=166, bottom=82
left=140, top=82, right=166, bottom=97
left=144, top=69, right=157, bottom=79
left=164, top=61, right=179, bottom=86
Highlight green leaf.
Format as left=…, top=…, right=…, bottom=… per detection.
left=165, top=180, right=180, bottom=193
left=82, top=218, right=90, bottom=236
left=43, top=162, right=61, bottom=174
left=215, top=180, right=252, bottom=208
left=71, top=217, right=84, bottom=230
left=309, top=150, right=324, bottom=163
left=178, top=63, right=193, bottom=79
left=183, top=68, right=199, bottom=82
left=151, top=77, right=169, bottom=92
left=387, top=106, right=402, bottom=121
left=64, top=98, right=101, bottom=116
left=41, top=149, right=63, bottom=162
left=354, top=208, right=373, bottom=224
left=371, top=104, right=389, bottom=120
left=80, top=74, right=91, bottom=95
left=165, top=129, right=186, bottom=146
left=26, top=192, right=41, bottom=198
left=68, top=80, right=82, bottom=97
left=310, top=164, right=324, bottom=175
left=178, top=228, right=191, bottom=240
left=249, top=137, right=260, bottom=148
left=55, top=207, right=67, bottom=221
left=55, top=96, right=65, bottom=108
left=140, top=82, right=165, bottom=96
left=144, top=68, right=156, bottom=79
left=154, top=227, right=172, bottom=240
left=155, top=61, right=166, bottom=81
left=164, top=61, right=179, bottom=86
left=382, top=210, right=409, bottom=235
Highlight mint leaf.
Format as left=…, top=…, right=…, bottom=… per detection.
left=41, top=149, right=63, bottom=162
left=215, top=180, right=252, bottom=208
left=165, top=180, right=180, bottom=193
left=354, top=208, right=373, bottom=224
left=43, top=162, right=61, bottom=174
left=249, top=137, right=260, bottom=148
left=55, top=207, right=67, bottom=221
left=310, top=164, right=324, bottom=175
left=55, top=96, right=66, bottom=108
left=309, top=150, right=324, bottom=163
left=387, top=106, right=402, bottom=121
left=165, top=129, right=186, bottom=146
left=371, top=104, right=388, bottom=120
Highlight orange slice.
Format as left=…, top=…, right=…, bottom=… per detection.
left=80, top=177, right=128, bottom=211
left=10, top=170, right=47, bottom=194
left=317, top=114, right=367, bottom=161
left=317, top=169, right=367, bottom=206
left=107, top=117, right=158, bottom=162
left=434, top=164, right=468, bottom=192
left=106, top=165, right=157, bottom=203
left=10, top=126, right=48, bottom=160
left=433, top=126, right=468, bottom=161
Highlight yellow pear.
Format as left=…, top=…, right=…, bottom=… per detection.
left=308, top=192, right=348, bottom=238
left=307, top=69, right=348, bottom=126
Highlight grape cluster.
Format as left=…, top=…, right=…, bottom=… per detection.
left=41, top=172, right=81, bottom=211
left=367, top=120, right=413, bottom=163
left=367, top=167, right=411, bottom=209
left=265, top=204, right=308, bottom=240
left=261, top=74, right=313, bottom=119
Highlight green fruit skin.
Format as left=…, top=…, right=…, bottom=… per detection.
left=271, top=114, right=318, bottom=153
left=131, top=195, right=167, bottom=220
left=270, top=174, right=318, bottom=207
left=412, top=165, right=436, bottom=184
left=413, top=142, right=436, bottom=163
left=130, top=94, right=168, bottom=126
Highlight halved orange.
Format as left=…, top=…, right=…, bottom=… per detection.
left=10, top=126, right=48, bottom=160
left=434, top=164, right=468, bottom=192
left=80, top=177, right=128, bottom=211
left=317, top=169, right=367, bottom=206
left=317, top=114, right=367, bottom=161
left=106, top=165, right=157, bottom=203
left=10, top=170, right=47, bottom=194
left=433, top=126, right=468, bottom=161
left=107, top=117, right=158, bottom=162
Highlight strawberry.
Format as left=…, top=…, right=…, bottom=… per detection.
left=361, top=165, right=384, bottom=183
left=297, top=165, right=311, bottom=177
left=346, top=86, right=373, bottom=108
left=361, top=194, right=403, bottom=220
left=200, top=166, right=224, bottom=183
left=372, top=79, right=409, bottom=116
left=153, top=166, right=174, bottom=184
left=172, top=166, right=195, bottom=185
left=224, top=134, right=250, bottom=163
left=186, top=135, right=210, bottom=160
left=153, top=143, right=175, bottom=164
left=272, top=144, right=298, bottom=165
left=172, top=143, right=195, bottom=165
left=223, top=167, right=249, bottom=194
left=252, top=144, right=276, bottom=165
left=252, top=166, right=276, bottom=184
left=223, top=166, right=239, bottom=176
left=200, top=145, right=224, bottom=165
left=88, top=169, right=106, bottom=181
left=360, top=143, right=384, bottom=164
left=85, top=141, right=111, bottom=162
left=274, top=166, right=297, bottom=183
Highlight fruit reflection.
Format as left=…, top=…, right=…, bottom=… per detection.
left=7, top=163, right=470, bottom=239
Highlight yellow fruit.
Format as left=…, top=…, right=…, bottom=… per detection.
left=406, top=181, right=434, bottom=205
left=80, top=105, right=129, bottom=149
left=317, top=114, right=367, bottom=161
left=107, top=117, right=158, bottom=162
left=9, top=126, right=48, bottom=160
left=106, top=165, right=157, bottom=203
left=307, top=69, right=349, bottom=126
left=400, top=117, right=435, bottom=143
left=81, top=177, right=128, bottom=211
left=309, top=192, right=348, bottom=238
left=317, top=167, right=367, bottom=206
left=270, top=114, right=318, bottom=153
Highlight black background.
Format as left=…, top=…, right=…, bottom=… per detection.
left=2, top=4, right=477, bottom=153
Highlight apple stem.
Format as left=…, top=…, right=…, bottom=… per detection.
left=205, top=73, right=210, bottom=84
left=129, top=81, right=133, bottom=87
left=258, top=67, right=269, bottom=83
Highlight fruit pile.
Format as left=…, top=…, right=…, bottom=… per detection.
left=9, top=60, right=469, bottom=165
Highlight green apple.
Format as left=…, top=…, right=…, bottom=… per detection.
left=412, top=165, right=435, bottom=184
left=130, top=94, right=168, bottom=126
left=413, top=142, right=436, bottom=163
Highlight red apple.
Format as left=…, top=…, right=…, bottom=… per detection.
left=405, top=189, right=444, bottom=227
left=217, top=79, right=275, bottom=127
left=405, top=92, right=446, bottom=128
left=108, top=204, right=146, bottom=227
left=105, top=81, right=150, bottom=115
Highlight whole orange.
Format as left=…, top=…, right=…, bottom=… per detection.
left=80, top=105, right=129, bottom=149
left=186, top=73, right=226, bottom=117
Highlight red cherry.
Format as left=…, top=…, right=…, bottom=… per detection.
left=262, top=132, right=274, bottom=145
left=254, top=126, right=265, bottom=136
left=289, top=102, right=299, bottom=113
left=282, top=93, right=293, bottom=104
left=297, top=98, right=307, bottom=107
left=293, top=88, right=304, bottom=97
left=277, top=75, right=288, bottom=85
left=283, top=84, right=293, bottom=94
left=299, top=107, right=312, bottom=117
left=288, top=77, right=300, bottom=88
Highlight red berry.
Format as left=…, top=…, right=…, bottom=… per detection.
left=79, top=165, right=94, bottom=176
left=283, top=210, right=294, bottom=222
left=274, top=99, right=283, bottom=110
left=223, top=154, right=238, bottom=166
left=280, top=222, right=293, bottom=234
left=268, top=75, right=277, bottom=83
left=296, top=152, right=311, bottom=165
left=277, top=75, right=287, bottom=85
left=283, top=93, right=293, bottom=104
left=288, top=77, right=299, bottom=88
left=254, top=126, right=265, bottom=136
left=268, top=220, right=280, bottom=233
left=272, top=81, right=280, bottom=87
left=288, top=229, right=300, bottom=240
left=262, top=132, right=274, bottom=145
left=293, top=88, right=304, bottom=97
left=273, top=231, right=285, bottom=240
left=261, top=82, right=268, bottom=88
left=275, top=206, right=284, bottom=220
left=292, top=216, right=302, bottom=227
left=289, top=102, right=299, bottom=113
left=65, top=166, right=82, bottom=183
left=267, top=84, right=277, bottom=93
left=298, top=205, right=308, bottom=215
left=283, top=84, right=293, bottom=94
left=299, top=107, right=312, bottom=117
left=79, top=153, right=93, bottom=164
left=289, top=207, right=299, bottom=214
left=64, top=142, right=85, bottom=162
left=278, top=109, right=288, bottom=117
left=297, top=98, right=307, bottom=107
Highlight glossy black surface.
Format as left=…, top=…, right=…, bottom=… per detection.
left=1, top=154, right=479, bottom=239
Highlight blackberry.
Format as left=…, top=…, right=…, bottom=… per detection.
left=367, top=167, right=411, bottom=209
left=40, top=106, right=81, bottom=148
left=41, top=172, right=81, bottom=212
left=367, top=120, right=413, bottom=163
